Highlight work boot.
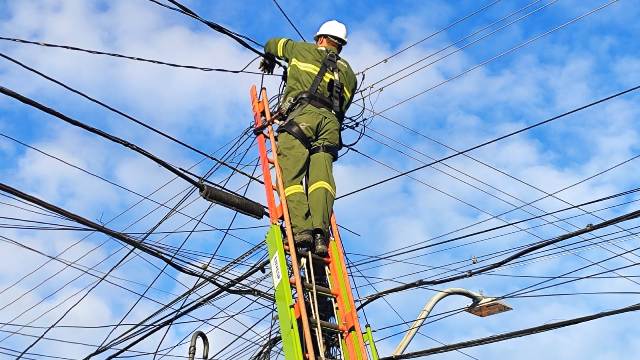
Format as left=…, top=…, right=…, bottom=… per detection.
left=293, top=230, right=313, bottom=250
left=313, top=230, right=328, bottom=256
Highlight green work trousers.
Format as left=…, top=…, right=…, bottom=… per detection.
left=277, top=106, right=339, bottom=237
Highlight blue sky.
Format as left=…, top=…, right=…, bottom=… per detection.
left=1, top=0, right=640, bottom=359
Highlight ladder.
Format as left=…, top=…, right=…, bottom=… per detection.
left=250, top=85, right=373, bottom=360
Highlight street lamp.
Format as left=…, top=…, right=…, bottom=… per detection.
left=393, top=288, right=512, bottom=356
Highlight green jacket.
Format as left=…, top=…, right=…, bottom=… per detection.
left=264, top=38, right=357, bottom=118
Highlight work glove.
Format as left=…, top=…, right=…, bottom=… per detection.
left=259, top=54, right=276, bottom=74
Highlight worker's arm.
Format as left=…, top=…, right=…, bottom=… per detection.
left=264, top=37, right=295, bottom=62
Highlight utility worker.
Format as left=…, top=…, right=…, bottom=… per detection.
left=260, top=20, right=357, bottom=256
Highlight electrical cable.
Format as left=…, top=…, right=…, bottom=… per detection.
left=90, top=244, right=268, bottom=356
left=96, top=258, right=269, bottom=359
left=148, top=0, right=284, bottom=69
left=0, top=129, right=268, bottom=354
left=0, top=54, right=264, bottom=184
left=348, top=131, right=640, bottom=290
left=358, top=207, right=640, bottom=309
left=360, top=0, right=551, bottom=92
left=338, top=83, right=640, bottom=200
left=0, top=36, right=269, bottom=75
left=0, top=182, right=270, bottom=298
left=271, top=0, right=306, bottom=41
left=350, top=184, right=640, bottom=268
left=357, top=0, right=503, bottom=74
left=0, top=84, right=200, bottom=188
left=355, top=0, right=619, bottom=111
left=149, top=150, right=261, bottom=359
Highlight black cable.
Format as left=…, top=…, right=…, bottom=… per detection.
left=355, top=225, right=640, bottom=301
left=98, top=137, right=258, bottom=349
left=347, top=255, right=480, bottom=360
left=338, top=83, right=640, bottom=199
left=356, top=0, right=618, bottom=110
left=91, top=245, right=267, bottom=356
left=0, top=54, right=264, bottom=184
left=272, top=0, right=306, bottom=41
left=0, top=131, right=258, bottom=244
left=0, top=182, right=269, bottom=298
left=0, top=36, right=269, bottom=75
left=349, top=131, right=640, bottom=288
left=0, top=234, right=253, bottom=346
left=150, top=148, right=260, bottom=359
left=358, top=207, right=640, bottom=309
left=367, top=239, right=640, bottom=338
left=352, top=148, right=639, bottom=270
left=0, top=84, right=202, bottom=188
left=359, top=0, right=552, bottom=93
left=149, top=0, right=283, bottom=68
left=101, top=259, right=270, bottom=359
left=0, top=133, right=262, bottom=351
left=1, top=182, right=269, bottom=358
left=357, top=0, right=503, bottom=74
left=350, top=185, right=640, bottom=268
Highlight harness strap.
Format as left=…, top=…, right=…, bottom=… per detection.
left=277, top=120, right=312, bottom=150
left=309, top=144, right=339, bottom=162
left=288, top=51, right=344, bottom=120
left=308, top=53, right=333, bottom=95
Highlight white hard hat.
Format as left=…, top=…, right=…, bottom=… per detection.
left=314, top=20, right=347, bottom=45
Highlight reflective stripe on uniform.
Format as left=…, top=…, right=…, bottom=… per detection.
left=277, top=38, right=287, bottom=57
left=343, top=85, right=351, bottom=101
left=308, top=181, right=336, bottom=197
left=284, top=184, right=305, bottom=197
left=290, top=58, right=351, bottom=102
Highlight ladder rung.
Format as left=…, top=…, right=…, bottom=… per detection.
left=309, top=318, right=346, bottom=333
left=284, top=246, right=331, bottom=264
left=293, top=279, right=337, bottom=298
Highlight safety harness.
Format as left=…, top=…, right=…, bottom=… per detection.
left=278, top=51, right=344, bottom=161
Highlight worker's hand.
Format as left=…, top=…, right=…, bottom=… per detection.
left=259, top=54, right=276, bottom=74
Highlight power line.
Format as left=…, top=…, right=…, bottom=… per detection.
left=93, top=259, right=269, bottom=359
left=152, top=173, right=263, bottom=358
left=0, top=125, right=268, bottom=356
left=271, top=0, right=306, bottom=41
left=110, top=147, right=261, bottom=358
left=358, top=0, right=503, bottom=74
left=148, top=0, right=283, bottom=68
left=0, top=129, right=250, bottom=301
left=0, top=84, right=202, bottom=188
left=358, top=207, right=640, bottom=309
left=349, top=129, right=640, bottom=287
left=0, top=182, right=269, bottom=297
left=351, top=151, right=640, bottom=268
left=359, top=0, right=619, bottom=113
left=0, top=132, right=261, bottom=243
left=338, top=83, right=640, bottom=199
left=360, top=0, right=551, bottom=90
left=368, top=242, right=640, bottom=338
left=0, top=53, right=264, bottom=184
left=3, top=133, right=262, bottom=330
left=0, top=36, right=267, bottom=74
left=0, top=182, right=270, bottom=358
left=90, top=246, right=268, bottom=357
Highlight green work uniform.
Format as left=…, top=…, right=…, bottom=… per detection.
left=264, top=38, right=357, bottom=237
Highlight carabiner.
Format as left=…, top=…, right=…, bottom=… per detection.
left=188, top=331, right=209, bottom=360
